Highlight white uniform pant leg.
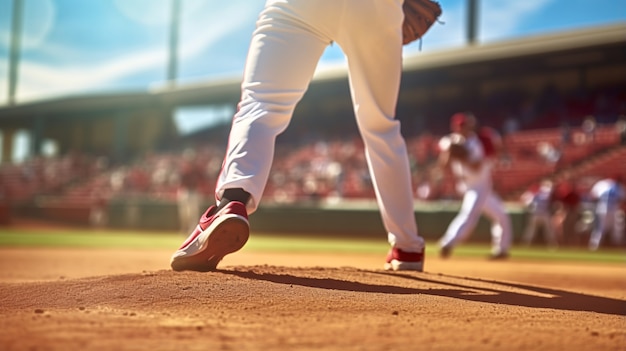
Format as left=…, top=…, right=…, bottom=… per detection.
left=589, top=209, right=622, bottom=249
left=334, top=0, right=423, bottom=251
left=540, top=213, right=559, bottom=248
left=589, top=210, right=609, bottom=250
left=481, top=191, right=513, bottom=255
left=439, top=185, right=488, bottom=248
left=522, top=214, right=539, bottom=245
left=216, top=1, right=331, bottom=213
left=611, top=209, right=624, bottom=245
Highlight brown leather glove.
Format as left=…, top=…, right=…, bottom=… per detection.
left=402, top=0, right=443, bottom=45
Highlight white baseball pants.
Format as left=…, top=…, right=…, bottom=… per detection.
left=216, top=0, right=424, bottom=251
left=589, top=209, right=624, bottom=250
left=439, top=181, right=513, bottom=255
left=522, top=212, right=558, bottom=248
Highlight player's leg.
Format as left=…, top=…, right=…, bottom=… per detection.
left=336, top=1, right=423, bottom=254
left=562, top=208, right=579, bottom=246
left=481, top=191, right=512, bottom=257
left=604, top=209, right=619, bottom=246
left=542, top=213, right=559, bottom=249
left=439, top=186, right=488, bottom=253
left=522, top=214, right=538, bottom=245
left=216, top=0, right=332, bottom=213
left=172, top=0, right=333, bottom=271
left=589, top=211, right=607, bottom=250
left=610, top=209, right=625, bottom=246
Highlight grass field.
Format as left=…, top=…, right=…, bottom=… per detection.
left=0, top=227, right=624, bottom=264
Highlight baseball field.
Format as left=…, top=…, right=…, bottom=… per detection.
left=0, top=223, right=624, bottom=351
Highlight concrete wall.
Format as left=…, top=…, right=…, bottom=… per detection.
left=41, top=199, right=526, bottom=242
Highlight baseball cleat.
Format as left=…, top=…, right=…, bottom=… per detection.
left=170, top=201, right=249, bottom=272
left=439, top=245, right=453, bottom=259
left=488, top=251, right=510, bottom=261
left=384, top=247, right=424, bottom=272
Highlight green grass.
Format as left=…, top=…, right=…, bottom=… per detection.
left=0, top=229, right=181, bottom=249
left=0, top=228, right=624, bottom=264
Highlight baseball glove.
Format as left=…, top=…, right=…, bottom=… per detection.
left=448, top=142, right=469, bottom=160
left=439, top=134, right=468, bottom=160
left=402, top=0, right=443, bottom=45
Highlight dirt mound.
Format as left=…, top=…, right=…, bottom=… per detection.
left=0, top=264, right=624, bottom=351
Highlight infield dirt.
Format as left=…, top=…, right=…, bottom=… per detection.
left=0, top=247, right=624, bottom=351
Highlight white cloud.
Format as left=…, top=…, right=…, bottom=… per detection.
left=401, top=0, right=556, bottom=55
left=178, top=1, right=261, bottom=62
left=9, top=1, right=263, bottom=102
left=0, top=0, right=589, bottom=104
left=401, top=1, right=466, bottom=56
left=479, top=0, right=556, bottom=41
left=113, top=0, right=170, bottom=27
left=15, top=47, right=167, bottom=102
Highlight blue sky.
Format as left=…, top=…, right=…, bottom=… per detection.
left=0, top=0, right=625, bottom=105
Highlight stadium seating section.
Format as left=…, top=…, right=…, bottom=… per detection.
left=1, top=85, right=625, bottom=226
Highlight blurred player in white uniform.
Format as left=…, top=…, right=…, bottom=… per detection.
left=170, top=0, right=426, bottom=272
left=588, top=175, right=625, bottom=251
left=520, top=179, right=558, bottom=249
left=437, top=112, right=512, bottom=259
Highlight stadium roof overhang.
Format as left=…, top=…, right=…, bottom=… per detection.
left=403, top=21, right=626, bottom=73
left=0, top=22, right=624, bottom=124
left=313, top=22, right=626, bottom=94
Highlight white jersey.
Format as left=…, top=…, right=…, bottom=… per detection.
left=526, top=187, right=553, bottom=215
left=449, top=134, right=493, bottom=187
left=591, top=179, right=625, bottom=213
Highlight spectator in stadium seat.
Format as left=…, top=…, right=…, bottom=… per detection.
left=559, top=121, right=572, bottom=147
left=582, top=115, right=597, bottom=144
left=537, top=141, right=561, bottom=166
left=615, top=115, right=626, bottom=145
left=502, top=115, right=519, bottom=136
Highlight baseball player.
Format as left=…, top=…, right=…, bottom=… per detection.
left=588, top=175, right=625, bottom=251
left=552, top=173, right=582, bottom=246
left=520, top=179, right=558, bottom=249
left=437, top=112, right=513, bottom=259
left=170, top=0, right=426, bottom=272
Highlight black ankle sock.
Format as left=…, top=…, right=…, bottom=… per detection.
left=218, top=188, right=250, bottom=211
